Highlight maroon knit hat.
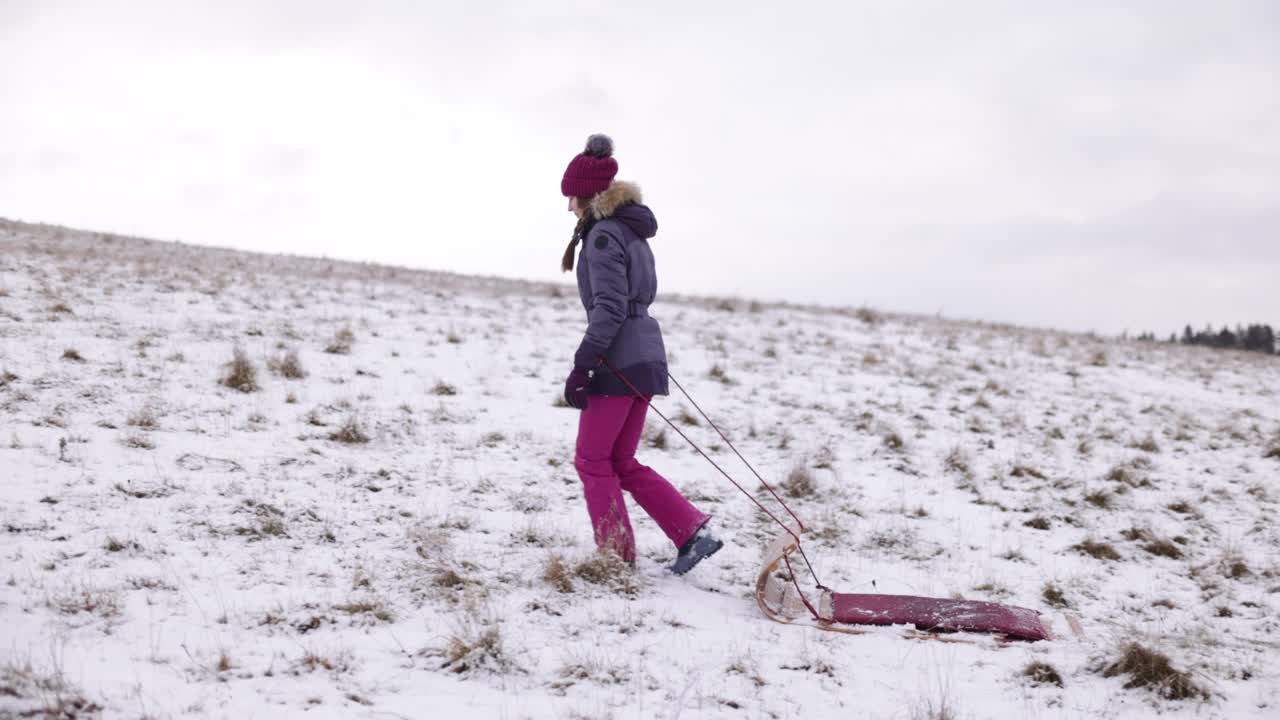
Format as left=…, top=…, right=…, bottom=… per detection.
left=561, top=134, right=617, bottom=197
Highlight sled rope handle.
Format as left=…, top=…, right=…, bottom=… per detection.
left=598, top=358, right=827, bottom=592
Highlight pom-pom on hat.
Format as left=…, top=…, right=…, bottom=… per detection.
left=561, top=133, right=618, bottom=198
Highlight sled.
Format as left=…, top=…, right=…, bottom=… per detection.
left=755, top=527, right=1079, bottom=642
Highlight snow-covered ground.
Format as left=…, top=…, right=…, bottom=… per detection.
left=2, top=218, right=1277, bottom=719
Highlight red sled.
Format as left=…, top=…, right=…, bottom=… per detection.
left=755, top=528, right=1081, bottom=642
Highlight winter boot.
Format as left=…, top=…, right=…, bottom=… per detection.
left=669, top=523, right=723, bottom=575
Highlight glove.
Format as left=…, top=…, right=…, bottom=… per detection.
left=564, top=367, right=591, bottom=410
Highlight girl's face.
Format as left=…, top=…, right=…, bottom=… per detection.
left=568, top=196, right=585, bottom=219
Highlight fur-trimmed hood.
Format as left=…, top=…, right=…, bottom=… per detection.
left=589, top=181, right=657, bottom=239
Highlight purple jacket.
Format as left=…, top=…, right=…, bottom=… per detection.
left=574, top=181, right=669, bottom=396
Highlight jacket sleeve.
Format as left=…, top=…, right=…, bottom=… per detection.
left=574, top=227, right=627, bottom=369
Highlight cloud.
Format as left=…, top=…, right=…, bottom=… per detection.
left=2, top=1, right=1277, bottom=335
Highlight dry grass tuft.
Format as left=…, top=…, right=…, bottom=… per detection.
left=647, top=428, right=668, bottom=449
left=1072, top=539, right=1121, bottom=561
left=48, top=584, right=121, bottom=618
left=333, top=598, right=394, bottom=623
left=1130, top=434, right=1161, bottom=453
left=268, top=348, right=306, bottom=379
left=674, top=407, right=700, bottom=426
left=1023, top=516, right=1051, bottom=531
left=1023, top=661, right=1064, bottom=687
left=943, top=446, right=972, bottom=478
left=708, top=364, right=732, bottom=385
left=1084, top=489, right=1112, bottom=509
left=542, top=554, right=574, bottom=593
left=1099, top=642, right=1208, bottom=701
left=855, top=306, right=882, bottom=325
left=573, top=552, right=636, bottom=594
left=325, top=326, right=355, bottom=354
left=1142, top=539, right=1184, bottom=559
left=0, top=662, right=102, bottom=717
left=221, top=346, right=259, bottom=392
left=126, top=405, right=159, bottom=430
left=782, top=464, right=816, bottom=498
left=1041, top=582, right=1068, bottom=608
left=0, top=369, right=18, bottom=387
left=61, top=348, right=85, bottom=363
left=121, top=432, right=156, bottom=450
left=328, top=415, right=370, bottom=444
left=443, top=624, right=511, bottom=674
left=431, top=381, right=457, bottom=396
left=1010, top=464, right=1046, bottom=480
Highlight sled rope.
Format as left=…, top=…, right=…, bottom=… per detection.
left=666, top=371, right=827, bottom=590
left=599, top=358, right=827, bottom=595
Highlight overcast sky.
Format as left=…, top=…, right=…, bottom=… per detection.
left=3, top=1, right=1277, bottom=335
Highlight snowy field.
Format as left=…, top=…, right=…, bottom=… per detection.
left=1, top=218, right=1278, bottom=719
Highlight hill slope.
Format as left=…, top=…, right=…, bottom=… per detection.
left=2, top=219, right=1278, bottom=719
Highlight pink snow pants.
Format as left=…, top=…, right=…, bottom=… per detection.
left=574, top=395, right=708, bottom=563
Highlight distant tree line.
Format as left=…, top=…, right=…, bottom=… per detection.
left=1133, top=324, right=1276, bottom=355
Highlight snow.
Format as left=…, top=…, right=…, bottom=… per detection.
left=1, top=218, right=1277, bottom=719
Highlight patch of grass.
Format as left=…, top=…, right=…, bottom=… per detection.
left=1142, top=539, right=1183, bottom=559
left=328, top=416, right=370, bottom=444
left=122, top=432, right=155, bottom=450
left=333, top=598, right=394, bottom=623
left=782, top=464, right=816, bottom=498
left=1042, top=582, right=1068, bottom=608
left=882, top=431, right=904, bottom=451
left=1166, top=500, right=1194, bottom=515
left=542, top=554, right=574, bottom=593
left=267, top=348, right=306, bottom=379
left=1072, top=539, right=1121, bottom=561
left=1130, top=434, right=1161, bottom=453
left=1010, top=464, right=1046, bottom=479
left=0, top=662, right=102, bottom=717
left=49, top=584, right=121, bottom=618
left=1023, top=661, right=1064, bottom=687
left=61, top=348, right=85, bottom=363
left=325, top=327, right=355, bottom=354
left=647, top=428, right=667, bottom=449
left=1084, top=489, right=1112, bottom=509
left=1223, top=556, right=1250, bottom=580
left=855, top=306, right=881, bottom=325
left=708, top=364, right=731, bottom=385
left=431, top=381, right=457, bottom=396
left=220, top=346, right=259, bottom=392
left=573, top=552, right=636, bottom=594
left=675, top=407, right=700, bottom=426
left=1023, top=516, right=1051, bottom=531
left=1098, top=642, right=1208, bottom=701
left=126, top=405, right=159, bottom=430
left=943, top=446, right=971, bottom=477
left=0, top=369, right=17, bottom=387
left=442, top=623, right=511, bottom=674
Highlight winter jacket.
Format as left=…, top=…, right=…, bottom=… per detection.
left=574, top=181, right=669, bottom=396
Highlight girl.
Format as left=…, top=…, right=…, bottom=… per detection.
left=560, top=133, right=722, bottom=575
